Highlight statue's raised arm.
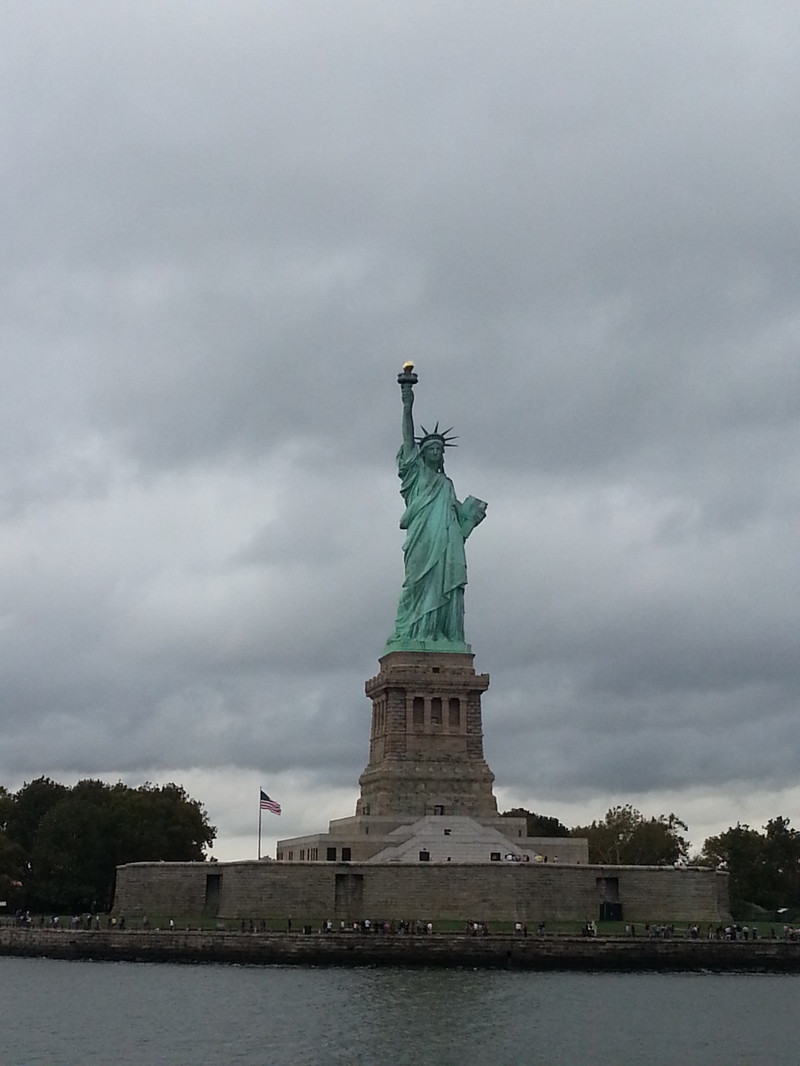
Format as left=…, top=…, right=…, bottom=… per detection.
left=398, top=361, right=417, bottom=459
left=384, top=363, right=487, bottom=655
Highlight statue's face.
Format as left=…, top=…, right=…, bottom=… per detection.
left=422, top=440, right=444, bottom=469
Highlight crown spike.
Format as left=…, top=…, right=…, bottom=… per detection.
left=416, top=420, right=459, bottom=451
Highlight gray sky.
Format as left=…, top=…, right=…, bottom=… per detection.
left=3, top=1, right=799, bottom=860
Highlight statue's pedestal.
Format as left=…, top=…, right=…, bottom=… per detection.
left=276, top=649, right=588, bottom=865
left=356, top=650, right=497, bottom=820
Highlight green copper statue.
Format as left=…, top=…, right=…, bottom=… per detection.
left=384, top=362, right=487, bottom=654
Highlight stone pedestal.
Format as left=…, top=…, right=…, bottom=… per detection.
left=356, top=650, right=497, bottom=820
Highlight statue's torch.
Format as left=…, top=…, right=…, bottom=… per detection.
left=397, top=360, right=418, bottom=391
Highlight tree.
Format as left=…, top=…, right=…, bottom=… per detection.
left=111, top=782, right=215, bottom=864
left=572, top=805, right=689, bottom=866
left=4, top=777, right=68, bottom=854
left=0, top=788, right=26, bottom=909
left=701, top=818, right=800, bottom=916
left=500, top=808, right=571, bottom=837
left=0, top=785, right=11, bottom=829
left=2, top=777, right=216, bottom=912
left=701, top=823, right=764, bottom=915
left=31, top=789, right=117, bottom=911
left=762, top=817, right=800, bottom=911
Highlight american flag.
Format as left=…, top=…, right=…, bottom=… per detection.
left=260, top=789, right=281, bottom=815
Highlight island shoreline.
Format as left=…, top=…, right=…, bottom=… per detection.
left=2, top=928, right=799, bottom=972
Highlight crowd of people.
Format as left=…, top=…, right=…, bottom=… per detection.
left=8, top=908, right=800, bottom=941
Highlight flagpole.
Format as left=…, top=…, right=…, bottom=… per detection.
left=258, top=796, right=262, bottom=860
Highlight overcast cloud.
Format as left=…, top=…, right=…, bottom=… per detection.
left=2, top=1, right=800, bottom=859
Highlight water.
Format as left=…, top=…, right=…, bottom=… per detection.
left=2, top=956, right=796, bottom=1065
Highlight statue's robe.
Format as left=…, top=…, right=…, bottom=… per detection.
left=389, top=445, right=471, bottom=646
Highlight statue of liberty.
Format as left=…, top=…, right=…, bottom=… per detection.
left=385, top=363, right=487, bottom=654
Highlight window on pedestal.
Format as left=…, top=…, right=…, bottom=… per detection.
left=449, top=698, right=460, bottom=727
left=413, top=696, right=424, bottom=726
left=431, top=697, right=442, bottom=724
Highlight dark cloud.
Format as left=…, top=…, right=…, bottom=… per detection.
left=2, top=1, right=799, bottom=855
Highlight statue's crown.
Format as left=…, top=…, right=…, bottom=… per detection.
left=417, top=422, right=458, bottom=450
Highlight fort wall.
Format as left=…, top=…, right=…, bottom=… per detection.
left=114, top=860, right=729, bottom=924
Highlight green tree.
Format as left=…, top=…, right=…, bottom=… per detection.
left=0, top=788, right=26, bottom=909
left=501, top=808, right=571, bottom=837
left=0, top=840, right=25, bottom=910
left=111, top=782, right=215, bottom=864
left=2, top=777, right=70, bottom=908
left=701, top=823, right=767, bottom=915
left=31, top=786, right=117, bottom=911
left=762, top=817, right=800, bottom=911
left=702, top=818, right=800, bottom=916
left=5, top=777, right=216, bottom=912
left=4, top=777, right=68, bottom=854
left=572, top=805, right=689, bottom=866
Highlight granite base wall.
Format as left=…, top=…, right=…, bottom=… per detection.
left=114, top=861, right=729, bottom=924
left=3, top=928, right=796, bottom=972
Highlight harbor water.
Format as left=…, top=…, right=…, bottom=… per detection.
left=2, top=955, right=796, bottom=1065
